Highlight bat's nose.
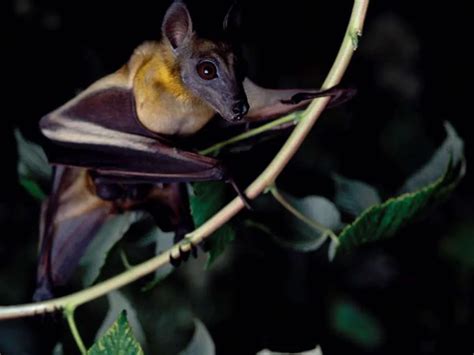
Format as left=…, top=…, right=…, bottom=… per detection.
left=232, top=100, right=249, bottom=120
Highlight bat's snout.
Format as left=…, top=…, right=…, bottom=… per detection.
left=230, top=100, right=249, bottom=121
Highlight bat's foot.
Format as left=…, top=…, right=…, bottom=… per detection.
left=228, top=178, right=254, bottom=210
left=35, top=305, right=63, bottom=324
left=32, top=286, right=62, bottom=322
left=238, top=191, right=254, bottom=211
left=169, top=241, right=199, bottom=267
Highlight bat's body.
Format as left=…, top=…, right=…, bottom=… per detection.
left=36, top=0, right=354, bottom=300
left=41, top=41, right=224, bottom=183
left=45, top=41, right=216, bottom=140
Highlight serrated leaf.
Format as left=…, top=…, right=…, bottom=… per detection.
left=256, top=345, right=323, bottom=355
left=96, top=291, right=146, bottom=348
left=141, top=228, right=175, bottom=292
left=272, top=192, right=341, bottom=252
left=80, top=211, right=145, bottom=287
left=333, top=174, right=381, bottom=216
left=14, top=129, right=52, bottom=199
left=332, top=123, right=465, bottom=256
left=88, top=311, right=144, bottom=355
left=400, top=121, right=463, bottom=193
left=333, top=159, right=464, bottom=255
left=179, top=319, right=215, bottom=355
left=189, top=182, right=236, bottom=267
left=330, top=300, right=383, bottom=349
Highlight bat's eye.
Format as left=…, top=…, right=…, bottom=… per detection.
left=197, top=61, right=218, bottom=80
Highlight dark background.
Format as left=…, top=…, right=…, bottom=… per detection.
left=1, top=0, right=472, bottom=354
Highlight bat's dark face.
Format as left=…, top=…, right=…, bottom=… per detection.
left=162, top=1, right=249, bottom=122
left=179, top=39, right=249, bottom=122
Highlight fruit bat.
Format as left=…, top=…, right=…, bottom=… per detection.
left=34, top=0, right=353, bottom=300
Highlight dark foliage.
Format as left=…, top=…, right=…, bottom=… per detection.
left=1, top=0, right=472, bottom=354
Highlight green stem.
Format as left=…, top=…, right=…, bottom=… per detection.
left=243, top=219, right=274, bottom=236
left=120, top=249, right=133, bottom=270
left=269, top=185, right=339, bottom=245
left=65, top=306, right=87, bottom=355
left=199, top=111, right=302, bottom=156
left=0, top=0, right=369, bottom=321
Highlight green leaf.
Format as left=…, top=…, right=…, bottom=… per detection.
left=96, top=291, right=146, bottom=348
left=179, top=319, right=215, bottom=355
left=273, top=193, right=341, bottom=252
left=205, top=224, right=235, bottom=267
left=19, top=177, right=47, bottom=201
left=14, top=129, right=52, bottom=199
left=80, top=211, right=145, bottom=287
left=332, top=123, right=465, bottom=256
left=88, top=311, right=144, bottom=355
left=330, top=300, right=383, bottom=349
left=399, top=122, right=464, bottom=193
left=141, top=228, right=175, bottom=292
left=15, top=129, right=52, bottom=181
left=189, top=182, right=236, bottom=267
left=333, top=174, right=381, bottom=217
left=334, top=160, right=463, bottom=255
left=51, top=343, right=64, bottom=355
left=289, top=194, right=342, bottom=231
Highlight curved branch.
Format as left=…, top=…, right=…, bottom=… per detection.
left=188, top=0, right=368, bottom=242
left=0, top=0, right=369, bottom=321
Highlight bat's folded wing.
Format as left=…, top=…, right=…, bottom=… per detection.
left=34, top=167, right=114, bottom=301
left=39, top=86, right=225, bottom=183
left=243, top=78, right=356, bottom=121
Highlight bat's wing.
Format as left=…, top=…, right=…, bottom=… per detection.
left=191, top=79, right=355, bottom=148
left=34, top=167, right=114, bottom=301
left=35, top=73, right=246, bottom=300
left=34, top=167, right=194, bottom=300
left=243, top=78, right=356, bottom=121
left=39, top=74, right=225, bottom=183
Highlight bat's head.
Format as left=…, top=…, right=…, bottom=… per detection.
left=162, top=1, right=249, bottom=122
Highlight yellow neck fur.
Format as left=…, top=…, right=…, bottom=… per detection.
left=128, top=42, right=215, bottom=136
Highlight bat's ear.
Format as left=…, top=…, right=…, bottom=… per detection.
left=162, top=0, right=193, bottom=50
left=223, top=1, right=242, bottom=37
